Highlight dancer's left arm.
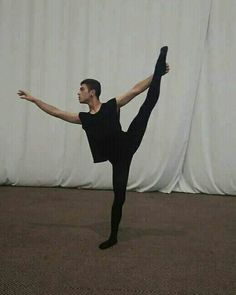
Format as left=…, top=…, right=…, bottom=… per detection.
left=116, top=64, right=169, bottom=108
left=116, top=75, right=152, bottom=108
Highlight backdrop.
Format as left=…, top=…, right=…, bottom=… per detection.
left=0, top=0, right=235, bottom=194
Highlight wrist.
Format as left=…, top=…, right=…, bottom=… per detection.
left=29, top=96, right=36, bottom=103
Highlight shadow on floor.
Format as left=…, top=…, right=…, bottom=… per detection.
left=82, top=222, right=186, bottom=241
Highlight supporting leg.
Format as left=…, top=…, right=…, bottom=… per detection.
left=99, top=158, right=132, bottom=250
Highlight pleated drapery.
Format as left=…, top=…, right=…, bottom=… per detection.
left=1, top=0, right=235, bottom=195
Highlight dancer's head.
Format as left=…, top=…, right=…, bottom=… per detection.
left=78, top=79, right=101, bottom=103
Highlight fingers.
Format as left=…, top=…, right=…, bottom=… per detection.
left=165, top=63, right=170, bottom=73
left=17, top=90, right=34, bottom=101
left=17, top=90, right=29, bottom=96
left=17, top=90, right=25, bottom=95
left=17, top=90, right=28, bottom=99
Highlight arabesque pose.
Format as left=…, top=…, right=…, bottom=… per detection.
left=18, top=46, right=169, bottom=249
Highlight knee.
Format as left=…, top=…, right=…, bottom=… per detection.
left=113, top=192, right=126, bottom=208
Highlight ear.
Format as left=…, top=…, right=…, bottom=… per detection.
left=90, top=89, right=96, bottom=97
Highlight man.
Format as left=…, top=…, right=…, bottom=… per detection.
left=18, top=46, right=169, bottom=249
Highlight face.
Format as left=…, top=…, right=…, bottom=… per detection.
left=77, top=84, right=94, bottom=104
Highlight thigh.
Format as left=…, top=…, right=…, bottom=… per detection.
left=127, top=76, right=162, bottom=154
left=126, top=105, right=151, bottom=155
left=111, top=157, right=132, bottom=197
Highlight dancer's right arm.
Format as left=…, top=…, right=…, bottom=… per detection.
left=17, top=90, right=81, bottom=124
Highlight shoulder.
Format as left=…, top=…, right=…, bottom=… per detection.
left=104, top=98, right=116, bottom=106
left=79, top=111, right=89, bottom=125
left=78, top=111, right=87, bottom=119
left=103, top=98, right=119, bottom=113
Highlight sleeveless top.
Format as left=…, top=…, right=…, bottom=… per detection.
left=79, top=98, right=124, bottom=163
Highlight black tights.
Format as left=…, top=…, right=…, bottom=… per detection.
left=99, top=47, right=168, bottom=249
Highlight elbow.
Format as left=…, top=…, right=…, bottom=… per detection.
left=131, top=87, right=140, bottom=96
left=54, top=109, right=61, bottom=118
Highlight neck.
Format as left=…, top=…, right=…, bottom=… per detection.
left=88, top=97, right=102, bottom=114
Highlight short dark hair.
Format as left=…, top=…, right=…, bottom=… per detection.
left=80, top=78, right=101, bottom=99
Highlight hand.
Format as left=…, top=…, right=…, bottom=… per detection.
left=165, top=63, right=170, bottom=74
left=17, top=90, right=35, bottom=102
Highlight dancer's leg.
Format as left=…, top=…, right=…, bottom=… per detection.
left=99, top=157, right=132, bottom=250
left=127, top=46, right=168, bottom=154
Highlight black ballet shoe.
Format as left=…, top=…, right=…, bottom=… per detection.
left=160, top=46, right=168, bottom=57
left=99, top=238, right=118, bottom=250
left=155, top=46, right=168, bottom=76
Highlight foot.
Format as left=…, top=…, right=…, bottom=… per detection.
left=155, top=46, right=168, bottom=76
left=99, top=238, right=118, bottom=250
left=161, top=46, right=168, bottom=56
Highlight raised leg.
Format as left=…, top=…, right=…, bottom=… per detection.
left=127, top=46, right=168, bottom=154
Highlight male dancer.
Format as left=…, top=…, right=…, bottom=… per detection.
left=18, top=46, right=169, bottom=249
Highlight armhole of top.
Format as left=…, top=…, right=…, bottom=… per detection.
left=79, top=112, right=86, bottom=125
left=108, top=98, right=118, bottom=112
left=113, top=98, right=120, bottom=116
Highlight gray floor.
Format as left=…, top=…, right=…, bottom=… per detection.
left=0, top=186, right=236, bottom=295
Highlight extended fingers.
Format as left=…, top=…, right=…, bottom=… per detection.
left=17, top=90, right=24, bottom=95
left=166, top=63, right=170, bottom=73
left=17, top=90, right=27, bottom=96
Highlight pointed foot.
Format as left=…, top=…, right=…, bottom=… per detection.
left=99, top=238, right=118, bottom=250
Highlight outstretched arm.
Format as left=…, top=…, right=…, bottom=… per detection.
left=116, top=75, right=153, bottom=108
left=116, top=63, right=169, bottom=108
left=17, top=90, right=81, bottom=124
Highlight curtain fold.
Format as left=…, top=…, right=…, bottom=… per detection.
left=0, top=0, right=235, bottom=195
left=174, top=0, right=236, bottom=194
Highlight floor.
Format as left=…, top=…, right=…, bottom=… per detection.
left=0, top=186, right=236, bottom=295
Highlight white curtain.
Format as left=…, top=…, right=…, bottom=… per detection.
left=0, top=0, right=235, bottom=195
left=175, top=0, right=236, bottom=194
